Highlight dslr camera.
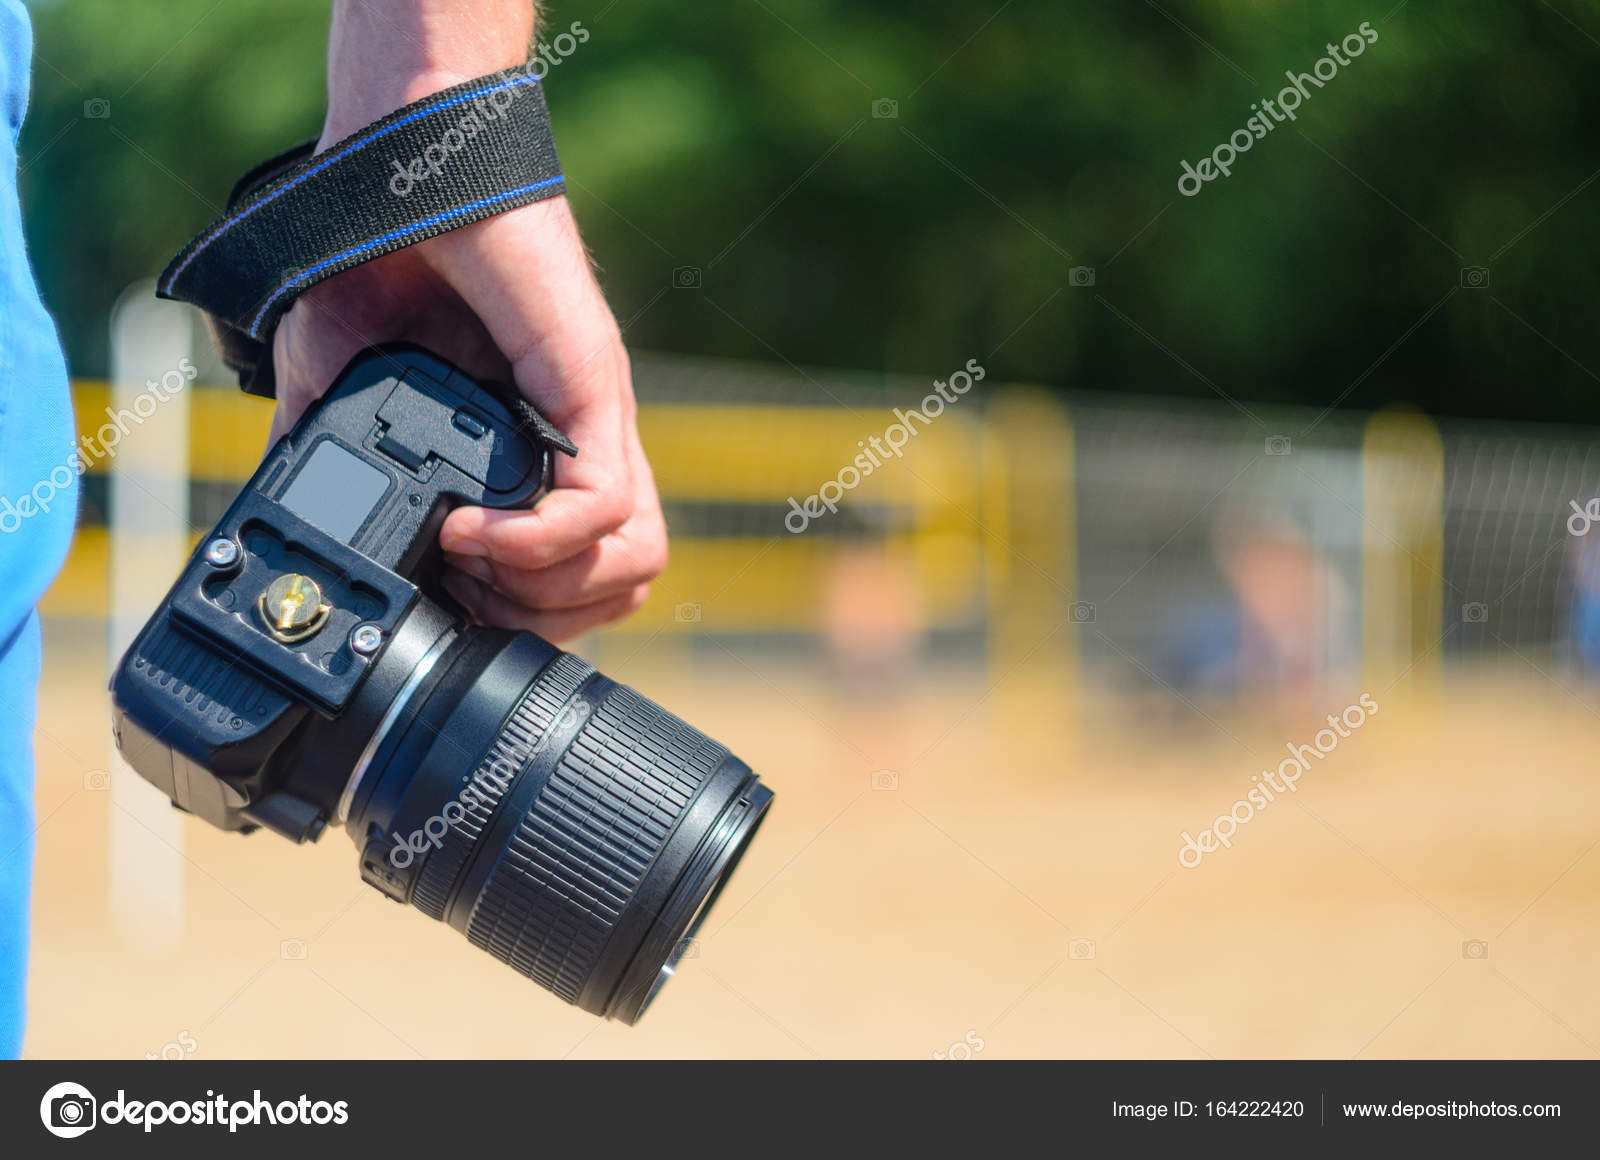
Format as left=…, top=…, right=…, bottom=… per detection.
left=110, top=345, right=772, bottom=1023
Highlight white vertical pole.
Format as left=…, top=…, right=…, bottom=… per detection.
left=107, top=281, right=190, bottom=949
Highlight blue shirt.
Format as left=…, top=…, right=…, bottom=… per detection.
left=1, top=0, right=78, bottom=1058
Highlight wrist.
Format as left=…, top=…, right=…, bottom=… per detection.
left=321, top=0, right=536, bottom=145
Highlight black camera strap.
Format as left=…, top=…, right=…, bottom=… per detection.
left=157, top=66, right=568, bottom=408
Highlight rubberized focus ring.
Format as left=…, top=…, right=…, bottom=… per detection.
left=464, top=684, right=731, bottom=1003
left=410, top=653, right=595, bottom=920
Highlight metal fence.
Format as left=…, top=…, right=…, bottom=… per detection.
left=44, top=326, right=1600, bottom=698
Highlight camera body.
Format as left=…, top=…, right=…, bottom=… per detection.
left=111, top=343, right=773, bottom=1022
left=111, top=344, right=552, bottom=845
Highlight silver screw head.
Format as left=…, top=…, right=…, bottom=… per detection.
left=204, top=538, right=240, bottom=567
left=349, top=624, right=383, bottom=655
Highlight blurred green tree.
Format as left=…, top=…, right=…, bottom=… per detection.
left=17, top=0, right=1600, bottom=422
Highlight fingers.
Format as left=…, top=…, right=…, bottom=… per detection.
left=440, top=417, right=666, bottom=620
left=441, top=570, right=650, bottom=644
left=438, top=366, right=643, bottom=573
left=443, top=506, right=667, bottom=610
left=439, top=478, right=635, bottom=570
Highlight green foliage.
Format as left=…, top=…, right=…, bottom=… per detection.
left=18, top=0, right=1600, bottom=421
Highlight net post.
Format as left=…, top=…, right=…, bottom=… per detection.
left=1361, top=406, right=1445, bottom=711
left=985, top=389, right=1079, bottom=761
left=106, top=281, right=193, bottom=950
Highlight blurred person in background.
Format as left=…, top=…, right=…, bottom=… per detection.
left=0, top=0, right=665, bottom=1057
left=1566, top=532, right=1600, bottom=675
left=1155, top=508, right=1351, bottom=710
left=823, top=535, right=925, bottom=781
left=1213, top=510, right=1352, bottom=708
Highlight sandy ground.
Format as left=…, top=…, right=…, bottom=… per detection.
left=20, top=619, right=1599, bottom=1059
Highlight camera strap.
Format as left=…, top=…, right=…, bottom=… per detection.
left=156, top=66, right=567, bottom=404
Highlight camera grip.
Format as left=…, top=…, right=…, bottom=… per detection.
left=265, top=344, right=565, bottom=574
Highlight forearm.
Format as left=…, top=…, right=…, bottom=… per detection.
left=322, top=0, right=538, bottom=142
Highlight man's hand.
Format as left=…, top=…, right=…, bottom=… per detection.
left=271, top=1, right=666, bottom=642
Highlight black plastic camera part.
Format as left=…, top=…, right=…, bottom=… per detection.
left=111, top=344, right=554, bottom=836
left=110, top=343, right=774, bottom=1023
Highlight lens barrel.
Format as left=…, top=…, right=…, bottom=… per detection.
left=348, top=629, right=771, bottom=1023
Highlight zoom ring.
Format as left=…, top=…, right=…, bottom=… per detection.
left=410, top=653, right=596, bottom=920
left=465, top=684, right=731, bottom=1003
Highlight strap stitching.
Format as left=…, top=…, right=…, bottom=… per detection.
left=245, top=174, right=566, bottom=337
left=162, top=71, right=544, bottom=296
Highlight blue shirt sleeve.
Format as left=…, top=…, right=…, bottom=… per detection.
left=1, top=0, right=79, bottom=1059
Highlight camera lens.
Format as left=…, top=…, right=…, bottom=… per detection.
left=346, top=629, right=772, bottom=1023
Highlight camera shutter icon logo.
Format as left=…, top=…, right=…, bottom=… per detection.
left=40, top=1081, right=97, bottom=1138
